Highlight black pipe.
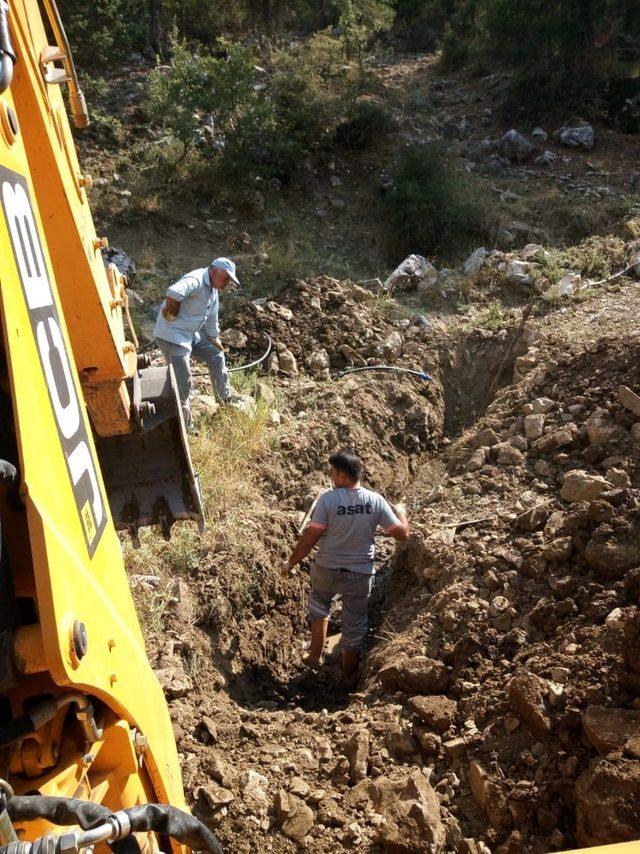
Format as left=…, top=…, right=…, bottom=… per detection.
left=0, top=1, right=16, bottom=95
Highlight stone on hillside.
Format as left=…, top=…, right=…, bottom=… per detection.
left=495, top=443, right=524, bottom=466
left=535, top=150, right=557, bottom=166
left=533, top=423, right=578, bottom=451
left=408, top=695, right=457, bottom=733
left=241, top=769, right=270, bottom=818
left=555, top=123, right=595, bottom=150
left=173, top=577, right=195, bottom=623
left=383, top=330, right=404, bottom=360
left=507, top=671, right=552, bottom=737
left=378, top=654, right=447, bottom=694
left=154, top=660, right=193, bottom=699
left=575, top=760, right=640, bottom=847
left=469, top=427, right=500, bottom=449
left=516, top=502, right=550, bottom=531
left=103, top=246, right=136, bottom=279
left=506, top=260, right=534, bottom=286
left=191, top=395, right=219, bottom=419
left=499, top=129, right=535, bottom=163
left=464, top=248, right=488, bottom=275
left=465, top=448, right=487, bottom=472
left=254, top=380, right=276, bottom=405
left=267, top=301, right=294, bottom=321
left=274, top=790, right=314, bottom=840
left=524, top=413, right=545, bottom=439
left=531, top=397, right=555, bottom=414
left=196, top=784, right=235, bottom=811
left=586, top=410, right=617, bottom=446
left=584, top=535, right=640, bottom=579
left=582, top=706, right=640, bottom=757
left=618, top=385, right=640, bottom=418
left=384, top=254, right=438, bottom=292
left=307, top=348, right=331, bottom=378
left=531, top=127, right=548, bottom=142
left=278, top=347, right=298, bottom=376
left=220, top=327, right=248, bottom=349
left=346, top=771, right=445, bottom=853
left=542, top=272, right=581, bottom=301
left=561, top=470, right=612, bottom=503
left=344, top=728, right=370, bottom=784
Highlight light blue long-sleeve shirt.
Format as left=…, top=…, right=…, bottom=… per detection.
left=153, top=267, right=220, bottom=348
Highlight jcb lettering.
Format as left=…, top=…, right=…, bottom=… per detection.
left=0, top=168, right=107, bottom=556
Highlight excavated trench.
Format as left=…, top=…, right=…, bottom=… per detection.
left=214, top=325, right=524, bottom=714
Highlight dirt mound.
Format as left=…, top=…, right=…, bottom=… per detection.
left=365, top=329, right=640, bottom=851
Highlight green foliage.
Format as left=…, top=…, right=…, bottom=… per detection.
left=334, top=0, right=395, bottom=66
left=383, top=142, right=489, bottom=259
left=147, top=37, right=257, bottom=154
left=59, top=0, right=148, bottom=69
left=335, top=100, right=396, bottom=149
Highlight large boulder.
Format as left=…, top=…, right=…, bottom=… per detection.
left=345, top=770, right=446, bottom=852
left=554, top=122, right=595, bottom=150
left=560, top=470, right=612, bottom=503
left=378, top=654, right=447, bottom=694
left=582, top=706, right=640, bottom=757
left=575, top=759, right=640, bottom=846
left=499, top=129, right=535, bottom=163
left=384, top=254, right=438, bottom=292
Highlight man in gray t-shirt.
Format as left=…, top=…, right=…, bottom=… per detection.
left=285, top=449, right=409, bottom=684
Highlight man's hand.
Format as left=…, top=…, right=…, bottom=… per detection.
left=210, top=336, right=225, bottom=352
left=161, top=296, right=180, bottom=322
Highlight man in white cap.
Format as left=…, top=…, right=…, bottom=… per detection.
left=154, top=258, right=239, bottom=422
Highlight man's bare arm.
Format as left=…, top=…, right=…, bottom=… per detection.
left=286, top=526, right=325, bottom=571
left=386, top=503, right=409, bottom=542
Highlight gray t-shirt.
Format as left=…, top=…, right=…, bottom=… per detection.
left=309, top=487, right=401, bottom=576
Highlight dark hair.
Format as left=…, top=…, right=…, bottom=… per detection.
left=329, top=449, right=362, bottom=483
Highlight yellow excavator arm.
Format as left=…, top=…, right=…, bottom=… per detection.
left=0, top=2, right=212, bottom=852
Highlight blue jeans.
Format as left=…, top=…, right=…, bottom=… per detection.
left=156, top=332, right=232, bottom=421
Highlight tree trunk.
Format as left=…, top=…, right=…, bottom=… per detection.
left=149, top=0, right=162, bottom=55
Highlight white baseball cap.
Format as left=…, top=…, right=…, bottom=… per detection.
left=211, top=257, right=239, bottom=285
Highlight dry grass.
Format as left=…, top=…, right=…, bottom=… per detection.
left=124, top=381, right=281, bottom=645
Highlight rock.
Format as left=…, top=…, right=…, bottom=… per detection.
left=542, top=272, right=581, bottom=301
left=535, top=150, right=557, bottom=166
left=586, top=409, right=617, bottom=446
left=220, top=327, right=248, bottom=349
left=499, top=129, right=535, bottom=163
left=205, top=751, right=237, bottom=788
left=468, top=761, right=512, bottom=831
left=524, top=413, right=545, bottom=439
left=274, top=790, right=314, bottom=840
left=378, top=654, right=447, bottom=694
left=383, top=330, right=404, bottom=360
left=583, top=706, right=640, bottom=757
left=154, top=661, right=193, bottom=699
left=575, top=759, right=640, bottom=846
left=531, top=396, right=555, bottom=414
left=584, top=535, right=640, bottom=579
left=196, top=784, right=235, bottom=811
left=254, top=380, right=276, bottom=405
left=386, top=723, right=419, bottom=758
left=346, top=771, right=445, bottom=852
left=341, top=344, right=367, bottom=366
left=307, top=348, right=331, bottom=378
left=241, top=769, right=270, bottom=818
left=606, top=467, right=630, bottom=488
left=191, top=395, right=219, bottom=419
left=560, top=470, right=612, bottom=503
left=408, top=696, right=457, bottom=733
left=533, top=423, right=578, bottom=451
left=465, top=448, right=487, bottom=472
left=173, top=577, right=195, bottom=622
left=267, top=301, right=293, bottom=321
left=531, top=127, right=547, bottom=142
left=507, top=671, right=551, bottom=737
left=506, top=260, right=534, bottom=286
left=103, top=246, right=136, bottom=279
left=278, top=347, right=298, bottom=376
left=618, top=384, right=640, bottom=418
left=464, top=248, right=488, bottom=275
left=195, top=716, right=218, bottom=744
left=495, top=443, right=524, bottom=466
left=555, top=123, right=595, bottom=150
left=344, top=728, right=369, bottom=784
left=384, top=254, right=438, bottom=292
left=516, top=503, right=550, bottom=531
left=469, top=428, right=500, bottom=449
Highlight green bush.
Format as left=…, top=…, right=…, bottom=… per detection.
left=59, top=0, right=148, bottom=69
left=334, top=100, right=396, bottom=149
left=383, top=142, right=489, bottom=259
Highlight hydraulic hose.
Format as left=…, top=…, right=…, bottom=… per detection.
left=332, top=365, right=433, bottom=381
left=40, top=0, right=89, bottom=128
left=0, top=692, right=102, bottom=750
left=6, top=796, right=223, bottom=854
left=0, top=1, right=16, bottom=95
left=189, top=332, right=273, bottom=376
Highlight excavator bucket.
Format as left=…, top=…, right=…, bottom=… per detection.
left=95, top=365, right=205, bottom=546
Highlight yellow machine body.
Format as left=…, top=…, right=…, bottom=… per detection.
left=0, top=1, right=197, bottom=850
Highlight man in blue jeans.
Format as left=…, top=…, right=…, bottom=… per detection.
left=285, top=449, right=409, bottom=684
left=154, top=258, right=239, bottom=424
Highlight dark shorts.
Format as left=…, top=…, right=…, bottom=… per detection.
left=308, top=563, right=374, bottom=651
